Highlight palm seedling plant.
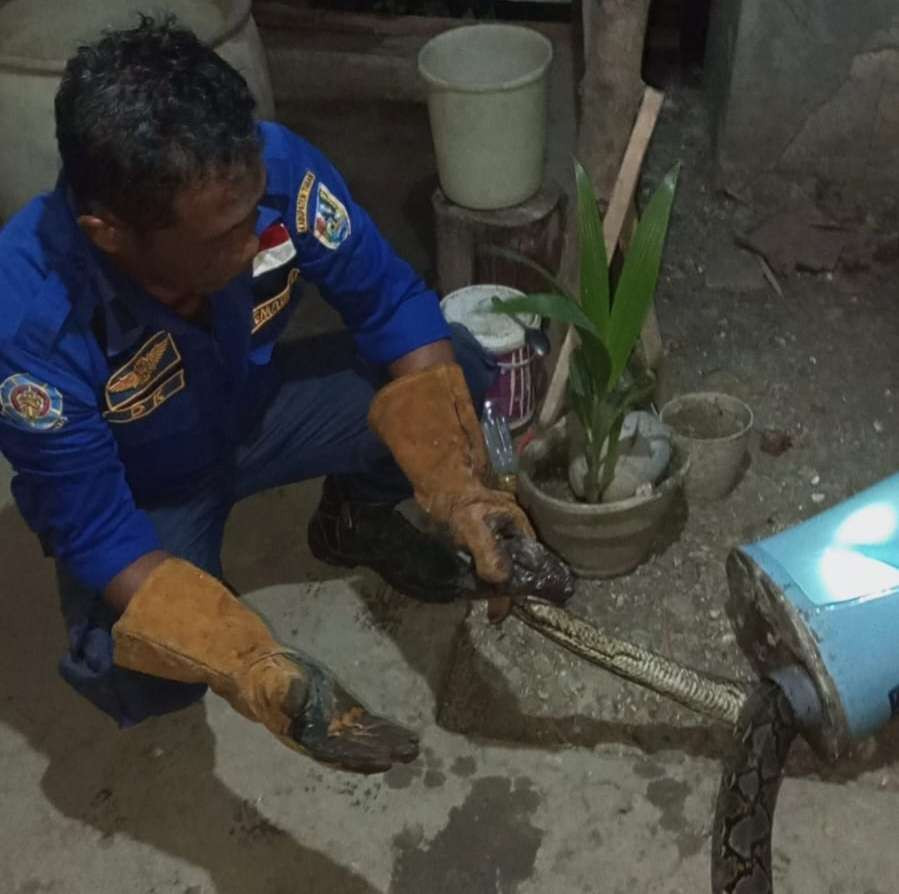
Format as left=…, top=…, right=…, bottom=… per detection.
left=493, top=160, right=680, bottom=504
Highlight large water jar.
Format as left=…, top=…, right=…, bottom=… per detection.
left=0, top=0, right=274, bottom=221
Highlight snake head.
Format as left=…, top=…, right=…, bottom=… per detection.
left=501, top=535, right=575, bottom=604
left=483, top=535, right=576, bottom=622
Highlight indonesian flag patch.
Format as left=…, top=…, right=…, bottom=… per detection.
left=253, top=222, right=297, bottom=277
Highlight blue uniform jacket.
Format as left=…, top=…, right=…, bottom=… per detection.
left=0, top=122, right=450, bottom=592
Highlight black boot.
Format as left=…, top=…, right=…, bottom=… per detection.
left=307, top=477, right=469, bottom=603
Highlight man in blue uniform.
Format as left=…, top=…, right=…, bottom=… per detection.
left=0, top=18, right=555, bottom=772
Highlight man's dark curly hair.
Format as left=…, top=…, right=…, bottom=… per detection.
left=55, top=15, right=261, bottom=231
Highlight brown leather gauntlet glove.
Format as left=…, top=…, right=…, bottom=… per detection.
left=368, top=362, right=535, bottom=585
left=111, top=558, right=418, bottom=773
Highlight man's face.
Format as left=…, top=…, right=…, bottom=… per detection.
left=96, top=158, right=267, bottom=318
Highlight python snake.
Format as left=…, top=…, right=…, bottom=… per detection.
left=512, top=597, right=750, bottom=725
left=710, top=680, right=797, bottom=893
left=512, top=598, right=798, bottom=894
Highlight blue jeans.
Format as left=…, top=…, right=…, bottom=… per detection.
left=57, top=324, right=496, bottom=727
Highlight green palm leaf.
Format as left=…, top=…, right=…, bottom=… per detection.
left=567, top=346, right=594, bottom=442
left=575, top=160, right=610, bottom=341
left=606, top=164, right=680, bottom=387
left=491, top=294, right=599, bottom=337
left=579, top=330, right=611, bottom=398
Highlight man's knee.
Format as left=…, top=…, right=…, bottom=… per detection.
left=56, top=555, right=213, bottom=729
left=448, top=323, right=497, bottom=414
left=58, top=618, right=207, bottom=728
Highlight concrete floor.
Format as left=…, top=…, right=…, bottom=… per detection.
left=2, top=43, right=899, bottom=894
left=4, top=498, right=899, bottom=894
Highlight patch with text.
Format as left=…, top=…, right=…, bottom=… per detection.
left=295, top=171, right=316, bottom=234
left=252, top=268, right=301, bottom=334
left=104, top=369, right=186, bottom=424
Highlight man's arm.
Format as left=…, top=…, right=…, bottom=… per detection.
left=268, top=124, right=541, bottom=589
left=0, top=345, right=163, bottom=598
left=272, top=123, right=452, bottom=368
left=104, top=549, right=168, bottom=614
left=388, top=338, right=455, bottom=378
left=0, top=348, right=418, bottom=772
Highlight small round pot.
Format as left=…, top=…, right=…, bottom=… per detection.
left=517, top=418, right=688, bottom=578
left=659, top=392, right=753, bottom=501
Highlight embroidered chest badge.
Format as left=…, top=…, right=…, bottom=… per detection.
left=105, top=331, right=182, bottom=413
left=105, top=369, right=186, bottom=424
left=313, top=183, right=351, bottom=250
left=0, top=374, right=66, bottom=431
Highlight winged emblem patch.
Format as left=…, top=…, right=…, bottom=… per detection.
left=105, top=331, right=182, bottom=411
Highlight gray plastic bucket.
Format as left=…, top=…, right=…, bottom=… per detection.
left=660, top=392, right=754, bottom=501
left=418, top=24, right=552, bottom=211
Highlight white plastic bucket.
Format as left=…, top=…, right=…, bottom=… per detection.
left=418, top=24, right=553, bottom=211
left=441, top=284, right=539, bottom=429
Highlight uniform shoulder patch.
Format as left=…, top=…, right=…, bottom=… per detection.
left=313, top=183, right=351, bottom=250
left=295, top=171, right=316, bottom=234
left=0, top=374, right=66, bottom=431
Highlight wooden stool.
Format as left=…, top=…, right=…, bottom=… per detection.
left=431, top=180, right=566, bottom=295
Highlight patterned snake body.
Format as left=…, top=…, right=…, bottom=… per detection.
left=512, top=598, right=749, bottom=725
left=711, top=680, right=797, bottom=893
left=511, top=598, right=798, bottom=894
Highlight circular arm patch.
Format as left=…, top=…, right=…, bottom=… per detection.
left=0, top=374, right=66, bottom=431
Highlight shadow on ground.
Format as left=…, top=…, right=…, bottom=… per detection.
left=4, top=467, right=899, bottom=893
left=435, top=581, right=899, bottom=786
left=0, top=503, right=378, bottom=893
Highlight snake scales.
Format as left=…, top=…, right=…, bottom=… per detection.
left=512, top=598, right=798, bottom=894
left=512, top=597, right=750, bottom=725
left=710, top=680, right=797, bottom=893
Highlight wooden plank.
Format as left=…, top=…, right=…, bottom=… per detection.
left=537, top=86, right=665, bottom=430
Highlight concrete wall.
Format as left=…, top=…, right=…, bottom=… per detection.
left=706, top=0, right=899, bottom=206
left=255, top=8, right=577, bottom=201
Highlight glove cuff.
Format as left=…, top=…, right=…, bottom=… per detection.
left=112, top=558, right=298, bottom=733
left=368, top=362, right=490, bottom=521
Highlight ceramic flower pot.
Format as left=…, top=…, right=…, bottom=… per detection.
left=517, top=417, right=688, bottom=578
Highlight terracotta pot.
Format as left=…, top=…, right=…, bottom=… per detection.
left=517, top=418, right=687, bottom=578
